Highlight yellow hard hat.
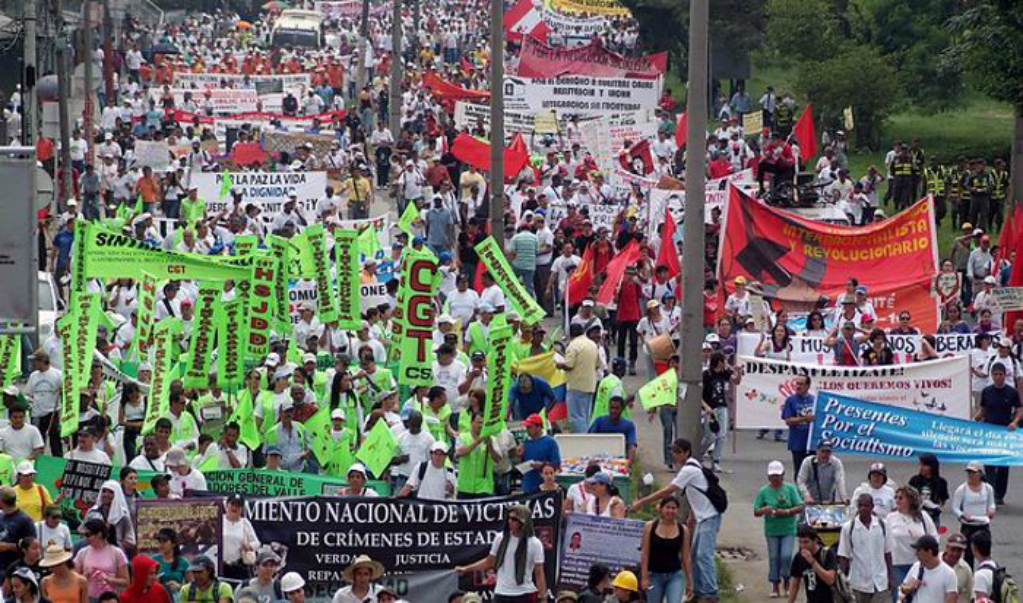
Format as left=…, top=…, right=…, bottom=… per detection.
left=612, top=570, right=639, bottom=592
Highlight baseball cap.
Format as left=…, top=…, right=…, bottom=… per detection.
left=585, top=472, right=612, bottom=486
left=523, top=413, right=544, bottom=427
left=256, top=551, right=281, bottom=566
left=347, top=462, right=368, bottom=477
left=946, top=533, right=968, bottom=549
left=868, top=462, right=887, bottom=476
left=15, top=461, right=36, bottom=476
left=767, top=460, right=785, bottom=476
left=965, top=460, right=984, bottom=473
left=438, top=314, right=455, bottom=324
left=264, top=352, right=281, bottom=366
left=985, top=276, right=997, bottom=285
left=187, top=556, right=215, bottom=573
left=581, top=299, right=595, bottom=307
left=817, top=439, right=834, bottom=450
left=430, top=441, right=448, bottom=454
left=331, top=408, right=346, bottom=420
left=265, top=445, right=283, bottom=457
left=303, top=353, right=317, bottom=364
left=281, top=573, right=306, bottom=594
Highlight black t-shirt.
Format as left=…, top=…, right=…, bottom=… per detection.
left=980, top=384, right=1021, bottom=426
left=789, top=546, right=838, bottom=603
left=702, top=368, right=732, bottom=409
left=0, top=510, right=36, bottom=570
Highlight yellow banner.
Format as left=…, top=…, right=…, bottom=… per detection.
left=549, top=0, right=630, bottom=17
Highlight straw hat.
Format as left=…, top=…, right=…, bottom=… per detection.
left=342, top=555, right=385, bottom=582
left=38, top=544, right=73, bottom=568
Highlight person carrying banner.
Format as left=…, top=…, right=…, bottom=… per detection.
left=455, top=413, right=502, bottom=499
left=454, top=504, right=547, bottom=603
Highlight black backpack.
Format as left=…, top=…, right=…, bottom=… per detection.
left=685, top=460, right=728, bottom=514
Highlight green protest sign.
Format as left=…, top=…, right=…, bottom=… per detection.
left=133, top=272, right=159, bottom=356
left=288, top=232, right=315, bottom=278
left=80, top=222, right=252, bottom=281
left=0, top=335, right=20, bottom=387
left=246, top=251, right=277, bottom=360
left=234, top=235, right=257, bottom=258
left=216, top=299, right=247, bottom=389
left=143, top=318, right=182, bottom=434
left=202, top=467, right=388, bottom=496
left=397, top=248, right=438, bottom=387
left=267, top=235, right=292, bottom=333
left=70, top=226, right=88, bottom=302
left=481, top=322, right=513, bottom=438
left=333, top=229, right=361, bottom=330
left=183, top=282, right=222, bottom=389
left=57, top=316, right=79, bottom=438
left=638, top=368, right=677, bottom=410
left=397, top=201, right=418, bottom=236
left=71, top=292, right=102, bottom=388
left=304, top=224, right=340, bottom=325
left=356, top=419, right=399, bottom=479
left=474, top=236, right=546, bottom=324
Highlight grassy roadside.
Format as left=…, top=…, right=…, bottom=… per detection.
left=629, top=457, right=744, bottom=603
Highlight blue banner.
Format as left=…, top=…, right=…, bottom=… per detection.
left=810, top=391, right=1023, bottom=466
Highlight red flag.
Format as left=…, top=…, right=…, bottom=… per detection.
left=656, top=207, right=680, bottom=278
left=1004, top=212, right=1023, bottom=328
left=460, top=56, right=473, bottom=74
left=997, top=205, right=1016, bottom=263
left=451, top=133, right=531, bottom=181
left=472, top=221, right=492, bottom=294
left=618, top=140, right=655, bottom=175
left=674, top=112, right=688, bottom=148
left=793, top=105, right=818, bottom=160
left=596, top=241, right=643, bottom=305
left=566, top=243, right=595, bottom=305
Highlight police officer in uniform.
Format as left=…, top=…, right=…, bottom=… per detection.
left=948, top=156, right=968, bottom=229
left=924, top=156, right=948, bottom=226
left=991, top=158, right=1010, bottom=231
left=891, top=147, right=915, bottom=211
left=909, top=138, right=926, bottom=198
left=967, top=158, right=994, bottom=232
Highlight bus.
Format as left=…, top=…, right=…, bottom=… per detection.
left=271, top=9, right=325, bottom=48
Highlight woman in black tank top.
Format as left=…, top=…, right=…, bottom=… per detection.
left=640, top=497, right=693, bottom=603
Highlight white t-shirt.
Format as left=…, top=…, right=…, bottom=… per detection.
left=902, top=561, right=958, bottom=603
left=67, top=448, right=112, bottom=465
left=432, top=360, right=468, bottom=407
left=885, top=510, right=937, bottom=566
left=394, top=430, right=435, bottom=477
left=129, top=454, right=166, bottom=473
left=36, top=521, right=73, bottom=550
left=489, top=533, right=544, bottom=597
left=670, top=460, right=719, bottom=522
left=0, top=424, right=44, bottom=459
left=550, top=254, right=581, bottom=290
left=481, top=285, right=506, bottom=311
left=222, top=516, right=260, bottom=564
left=973, top=560, right=998, bottom=598
left=446, top=289, right=480, bottom=325
left=27, top=368, right=62, bottom=415
left=406, top=461, right=455, bottom=500
left=169, top=469, right=207, bottom=498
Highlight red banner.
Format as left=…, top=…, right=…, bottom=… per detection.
left=422, top=72, right=491, bottom=102
left=718, top=187, right=939, bottom=331
left=451, top=133, right=530, bottom=181
left=516, top=37, right=665, bottom=80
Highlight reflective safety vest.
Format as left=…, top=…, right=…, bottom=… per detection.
left=968, top=172, right=992, bottom=196
left=467, top=322, right=488, bottom=356
left=992, top=169, right=1008, bottom=200
left=456, top=434, right=494, bottom=495
left=924, top=166, right=946, bottom=197
left=948, top=167, right=964, bottom=199
left=893, top=158, right=914, bottom=177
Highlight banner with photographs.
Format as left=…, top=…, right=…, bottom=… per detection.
left=136, top=499, right=223, bottom=569
left=243, top=492, right=561, bottom=597
left=559, top=514, right=644, bottom=589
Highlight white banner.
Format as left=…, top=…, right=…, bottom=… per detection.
left=541, top=11, right=608, bottom=45
left=288, top=280, right=388, bottom=325
left=361, top=281, right=389, bottom=309
left=192, top=171, right=328, bottom=218
left=648, top=169, right=755, bottom=235
left=580, top=111, right=658, bottom=174
left=134, top=140, right=171, bottom=171
left=736, top=332, right=988, bottom=366
left=173, top=72, right=312, bottom=90
left=149, top=88, right=259, bottom=114
left=503, top=75, right=662, bottom=117
left=546, top=201, right=622, bottom=231
left=988, top=287, right=1023, bottom=312
left=736, top=356, right=972, bottom=429
left=314, top=0, right=390, bottom=18
left=453, top=102, right=542, bottom=138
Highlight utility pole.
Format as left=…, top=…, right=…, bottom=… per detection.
left=103, top=0, right=115, bottom=106
left=83, top=0, right=96, bottom=167
left=677, top=0, right=708, bottom=449
left=355, top=0, right=370, bottom=103
left=412, top=0, right=420, bottom=56
left=56, top=39, right=73, bottom=206
left=488, top=0, right=504, bottom=246
left=22, top=0, right=37, bottom=146
left=388, top=0, right=401, bottom=139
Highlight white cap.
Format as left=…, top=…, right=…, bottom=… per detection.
left=430, top=441, right=448, bottom=454
left=273, top=367, right=293, bottom=381
left=331, top=408, right=346, bottom=420
left=281, top=573, right=306, bottom=594
left=265, top=352, right=281, bottom=366
left=279, top=400, right=294, bottom=412
left=984, top=276, right=997, bottom=285
left=767, top=460, right=785, bottom=476
left=302, top=353, right=317, bottom=364
left=15, top=461, right=36, bottom=475
left=437, top=314, right=455, bottom=324
left=581, top=300, right=595, bottom=307
left=347, top=462, right=368, bottom=476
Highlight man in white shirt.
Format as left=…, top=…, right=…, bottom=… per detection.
left=199, top=422, right=250, bottom=469
left=899, top=535, right=958, bottom=603
left=838, top=494, right=895, bottom=603
left=480, top=275, right=506, bottom=312
left=432, top=345, right=468, bottom=405
left=66, top=427, right=112, bottom=465
left=0, top=406, right=44, bottom=460
left=445, top=275, right=480, bottom=326
left=629, top=438, right=722, bottom=601
left=970, top=531, right=1000, bottom=602
left=25, top=352, right=62, bottom=455
left=166, top=447, right=208, bottom=498
left=154, top=282, right=183, bottom=321
left=391, top=412, right=435, bottom=487
left=399, top=441, right=456, bottom=500
left=129, top=433, right=166, bottom=472
left=294, top=303, right=324, bottom=344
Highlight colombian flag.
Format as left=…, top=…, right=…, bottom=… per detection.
left=512, top=351, right=568, bottom=421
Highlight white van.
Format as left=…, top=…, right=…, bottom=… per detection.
left=271, top=9, right=325, bottom=48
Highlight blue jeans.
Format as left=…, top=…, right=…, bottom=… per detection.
left=514, top=267, right=536, bottom=297
left=566, top=389, right=592, bottom=433
left=659, top=405, right=677, bottom=465
left=692, top=514, right=720, bottom=598
left=701, top=406, right=728, bottom=463
left=890, top=564, right=912, bottom=603
left=649, top=569, right=685, bottom=603
left=766, top=534, right=796, bottom=584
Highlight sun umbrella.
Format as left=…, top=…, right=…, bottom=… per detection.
left=261, top=0, right=289, bottom=9
left=236, top=20, right=253, bottom=29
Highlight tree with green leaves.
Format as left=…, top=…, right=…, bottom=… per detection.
left=950, top=0, right=1023, bottom=205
